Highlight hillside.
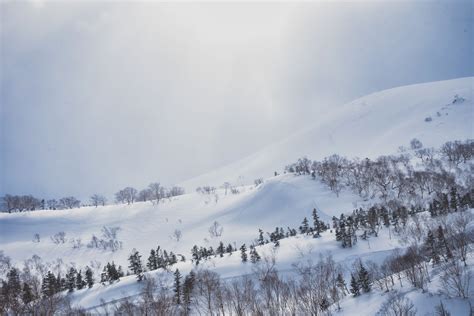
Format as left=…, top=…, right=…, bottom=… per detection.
left=181, top=77, right=473, bottom=191
left=0, top=77, right=473, bottom=313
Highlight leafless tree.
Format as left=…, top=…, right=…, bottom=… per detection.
left=377, top=291, right=417, bottom=316
left=148, top=182, right=162, bottom=204
left=208, top=221, right=223, bottom=238
left=172, top=229, right=182, bottom=242
left=50, top=232, right=67, bottom=244
left=58, top=196, right=81, bottom=209
left=439, top=260, right=472, bottom=299
left=115, top=187, right=137, bottom=204
left=90, top=194, right=107, bottom=207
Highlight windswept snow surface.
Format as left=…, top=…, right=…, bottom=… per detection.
left=181, top=77, right=474, bottom=191
left=1, top=77, right=473, bottom=312
left=0, top=175, right=363, bottom=271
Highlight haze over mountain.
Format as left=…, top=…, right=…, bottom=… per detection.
left=1, top=1, right=473, bottom=199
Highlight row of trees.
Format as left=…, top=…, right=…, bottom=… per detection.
left=0, top=195, right=81, bottom=213
left=115, top=183, right=185, bottom=205
left=285, top=139, right=473, bottom=203
left=1, top=183, right=186, bottom=212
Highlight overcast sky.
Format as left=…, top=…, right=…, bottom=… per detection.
left=1, top=1, right=472, bottom=200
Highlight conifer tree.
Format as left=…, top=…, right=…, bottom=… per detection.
left=449, top=187, right=458, bottom=211
left=66, top=267, right=77, bottom=292
left=358, top=263, right=371, bottom=293
left=217, top=242, right=225, bottom=258
left=100, top=266, right=108, bottom=284
left=174, top=269, right=182, bottom=305
left=258, top=229, right=265, bottom=245
left=191, top=245, right=200, bottom=265
left=76, top=270, right=86, bottom=289
left=336, top=273, right=347, bottom=295
left=128, top=249, right=144, bottom=281
left=182, top=271, right=195, bottom=312
left=147, top=249, right=158, bottom=271
left=240, top=244, right=248, bottom=263
left=437, top=226, right=453, bottom=260
left=42, top=271, right=57, bottom=297
left=250, top=245, right=261, bottom=263
left=425, top=230, right=440, bottom=264
left=226, top=243, right=234, bottom=255
left=85, top=267, right=94, bottom=288
left=350, top=274, right=360, bottom=297
left=299, top=217, right=310, bottom=234
left=312, top=208, right=322, bottom=237
left=22, top=283, right=34, bottom=304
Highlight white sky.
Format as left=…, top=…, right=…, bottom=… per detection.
left=1, top=1, right=472, bottom=199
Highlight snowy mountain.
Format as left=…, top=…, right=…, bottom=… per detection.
left=181, top=77, right=473, bottom=190
left=1, top=77, right=473, bottom=314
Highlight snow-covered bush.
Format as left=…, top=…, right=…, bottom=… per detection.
left=50, top=232, right=67, bottom=244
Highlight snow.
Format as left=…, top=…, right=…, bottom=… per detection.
left=1, top=77, right=473, bottom=313
left=181, top=77, right=474, bottom=191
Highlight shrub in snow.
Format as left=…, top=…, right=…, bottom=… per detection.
left=208, top=221, right=223, bottom=238
left=32, top=233, right=40, bottom=243
left=87, top=226, right=122, bottom=252
left=254, top=178, right=264, bottom=187
left=452, top=94, right=465, bottom=104
left=50, top=232, right=67, bottom=244
left=425, top=116, right=432, bottom=122
left=377, top=292, right=416, bottom=316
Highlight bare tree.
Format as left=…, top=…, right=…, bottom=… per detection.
left=115, top=187, right=137, bottom=204
left=90, top=194, right=107, bottom=207
left=378, top=291, right=417, bottom=316
left=58, top=196, right=81, bottom=209
left=410, top=138, right=423, bottom=150
left=439, top=260, right=472, bottom=299
left=50, top=232, right=67, bottom=244
left=172, top=229, right=182, bottom=242
left=148, top=182, right=162, bottom=204
left=208, top=221, right=223, bottom=238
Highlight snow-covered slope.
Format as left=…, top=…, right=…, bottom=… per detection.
left=1, top=77, right=473, bottom=313
left=0, top=174, right=362, bottom=270
left=181, top=77, right=474, bottom=191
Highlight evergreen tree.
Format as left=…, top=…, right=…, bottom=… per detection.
left=299, top=217, right=310, bottom=234
left=358, top=263, right=371, bottom=293
left=182, top=271, right=195, bottom=312
left=217, top=241, right=225, bottom=258
left=66, top=267, right=77, bottom=292
left=312, top=208, right=322, bottom=237
left=22, top=283, right=34, bottom=304
left=75, top=270, right=86, bottom=289
left=449, top=187, right=458, bottom=211
left=107, top=262, right=120, bottom=282
left=100, top=266, right=108, bottom=284
left=240, top=244, right=248, bottom=263
left=437, top=226, right=453, bottom=260
left=336, top=273, right=347, bottom=296
left=174, top=269, right=182, bottom=305
left=191, top=245, right=200, bottom=265
left=258, top=229, right=265, bottom=245
left=147, top=249, right=158, bottom=271
left=425, top=230, right=440, bottom=265
left=85, top=267, right=94, bottom=288
left=128, top=249, right=144, bottom=281
left=250, top=245, right=261, bottom=263
left=42, top=271, right=57, bottom=297
left=226, top=243, right=234, bottom=254
left=350, top=274, right=360, bottom=297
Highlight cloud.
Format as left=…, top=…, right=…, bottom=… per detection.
left=1, top=1, right=472, bottom=199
